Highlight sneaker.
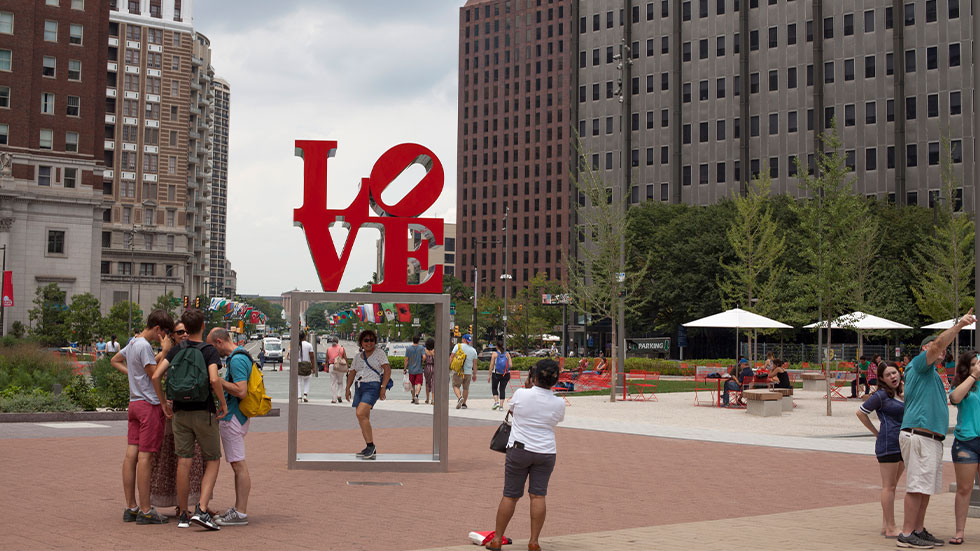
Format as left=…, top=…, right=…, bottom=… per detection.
left=330, top=399, right=337, bottom=404
left=215, top=508, right=248, bottom=527
left=303, top=394, right=309, bottom=403
left=492, top=403, right=500, bottom=410
left=190, top=506, right=220, bottom=531
left=136, top=507, right=169, bottom=525
left=361, top=444, right=376, bottom=460
left=356, top=445, right=371, bottom=457
left=177, top=512, right=191, bottom=528
left=123, top=507, right=140, bottom=523
left=915, top=529, right=944, bottom=547
left=461, top=403, right=468, bottom=409
left=456, top=397, right=463, bottom=409
left=897, top=533, right=934, bottom=549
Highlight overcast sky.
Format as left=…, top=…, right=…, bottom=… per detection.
left=194, top=1, right=460, bottom=296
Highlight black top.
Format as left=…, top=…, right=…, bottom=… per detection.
left=165, top=340, right=222, bottom=411
left=774, top=371, right=791, bottom=389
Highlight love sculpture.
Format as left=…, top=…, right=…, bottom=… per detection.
left=293, top=140, right=445, bottom=293
left=286, top=140, right=450, bottom=473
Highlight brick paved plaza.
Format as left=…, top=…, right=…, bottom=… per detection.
left=1, top=397, right=978, bottom=550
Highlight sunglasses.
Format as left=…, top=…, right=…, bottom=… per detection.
left=174, top=330, right=187, bottom=335
left=362, top=338, right=376, bottom=343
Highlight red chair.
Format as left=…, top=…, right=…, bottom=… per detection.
left=508, top=370, right=524, bottom=392
left=825, top=371, right=849, bottom=401
left=625, top=371, right=659, bottom=401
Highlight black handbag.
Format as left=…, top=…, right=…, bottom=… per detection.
left=489, top=411, right=512, bottom=453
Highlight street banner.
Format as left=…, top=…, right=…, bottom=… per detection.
left=1, top=271, right=11, bottom=307
left=373, top=303, right=384, bottom=323
left=396, top=303, right=412, bottom=322
left=382, top=302, right=396, bottom=321
left=249, top=311, right=261, bottom=324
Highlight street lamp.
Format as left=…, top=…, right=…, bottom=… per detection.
left=500, top=205, right=511, bottom=354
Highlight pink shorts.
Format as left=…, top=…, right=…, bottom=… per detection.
left=409, top=373, right=424, bottom=386
left=127, top=400, right=165, bottom=453
left=219, top=416, right=250, bottom=463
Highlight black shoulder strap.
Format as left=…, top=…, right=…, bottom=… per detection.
left=363, top=351, right=382, bottom=378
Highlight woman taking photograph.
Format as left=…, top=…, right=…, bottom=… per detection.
left=489, top=339, right=513, bottom=410
left=855, top=361, right=905, bottom=539
left=949, top=351, right=980, bottom=545
left=344, top=329, right=390, bottom=460
left=485, top=359, right=565, bottom=551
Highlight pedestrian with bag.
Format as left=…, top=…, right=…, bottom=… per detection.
left=405, top=335, right=426, bottom=404
left=451, top=333, right=478, bottom=409
left=947, top=351, right=980, bottom=545
left=345, top=329, right=391, bottom=460
left=326, top=336, right=348, bottom=403
left=485, top=359, right=565, bottom=551
left=489, top=339, right=513, bottom=410
left=294, top=331, right=315, bottom=403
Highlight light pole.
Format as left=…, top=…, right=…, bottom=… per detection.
left=969, top=0, right=980, bottom=517
left=500, top=207, right=512, bottom=354
left=614, top=36, right=632, bottom=400
left=126, top=225, right=143, bottom=338
left=0, top=244, right=6, bottom=337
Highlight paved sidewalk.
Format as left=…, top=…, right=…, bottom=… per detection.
left=417, top=493, right=980, bottom=550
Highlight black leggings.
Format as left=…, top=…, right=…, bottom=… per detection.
left=491, top=372, right=511, bottom=400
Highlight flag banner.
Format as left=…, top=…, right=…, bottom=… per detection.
left=208, top=297, right=221, bottom=310
left=381, top=303, right=396, bottom=322
left=373, top=303, right=384, bottom=323
left=396, top=303, right=411, bottom=322
left=249, top=311, right=261, bottom=324
left=363, top=304, right=375, bottom=322
left=355, top=308, right=364, bottom=322
left=1, top=271, right=12, bottom=308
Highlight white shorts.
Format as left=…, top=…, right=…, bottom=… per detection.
left=219, top=416, right=250, bottom=463
left=899, top=430, right=944, bottom=495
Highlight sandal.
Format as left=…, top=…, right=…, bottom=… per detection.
left=528, top=544, right=542, bottom=551
left=485, top=540, right=502, bottom=551
left=949, top=536, right=964, bottom=545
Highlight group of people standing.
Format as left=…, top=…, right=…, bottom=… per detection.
left=858, top=309, right=980, bottom=548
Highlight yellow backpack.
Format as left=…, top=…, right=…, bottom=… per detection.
left=229, top=350, right=272, bottom=418
left=450, top=344, right=468, bottom=374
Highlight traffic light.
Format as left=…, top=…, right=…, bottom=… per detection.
left=194, top=297, right=201, bottom=308
left=183, top=295, right=189, bottom=308
left=468, top=324, right=473, bottom=334
left=453, top=325, right=460, bottom=337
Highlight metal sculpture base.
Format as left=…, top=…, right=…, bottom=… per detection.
left=284, top=291, right=450, bottom=473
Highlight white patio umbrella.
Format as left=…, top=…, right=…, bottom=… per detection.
left=922, top=318, right=977, bottom=331
left=804, top=311, right=912, bottom=358
left=683, top=308, right=793, bottom=361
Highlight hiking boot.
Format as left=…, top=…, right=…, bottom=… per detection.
left=915, top=529, right=944, bottom=547
left=897, top=532, right=934, bottom=549
left=136, top=507, right=168, bottom=525
left=177, top=512, right=191, bottom=528
left=123, top=508, right=140, bottom=522
left=215, top=508, right=248, bottom=526
left=190, top=506, right=220, bottom=531
left=361, top=444, right=377, bottom=460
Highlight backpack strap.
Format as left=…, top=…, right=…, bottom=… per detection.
left=226, top=349, right=253, bottom=382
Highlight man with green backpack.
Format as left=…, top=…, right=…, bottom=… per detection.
left=151, top=309, right=227, bottom=531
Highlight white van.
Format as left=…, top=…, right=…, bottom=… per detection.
left=262, top=337, right=283, bottom=365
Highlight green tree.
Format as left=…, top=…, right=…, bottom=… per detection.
left=152, top=291, right=179, bottom=319
left=101, top=301, right=143, bottom=341
left=717, top=171, right=786, bottom=361
left=912, top=136, right=975, bottom=352
left=28, top=283, right=69, bottom=345
left=68, top=293, right=102, bottom=346
left=791, top=124, right=869, bottom=415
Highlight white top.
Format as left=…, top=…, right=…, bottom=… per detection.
left=351, top=349, right=390, bottom=383
left=507, top=386, right=566, bottom=454
left=105, top=341, right=120, bottom=353
left=121, top=337, right=159, bottom=404
left=299, top=340, right=314, bottom=362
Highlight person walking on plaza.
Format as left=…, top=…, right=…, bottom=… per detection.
left=897, top=309, right=976, bottom=549
left=423, top=337, right=436, bottom=404
left=345, top=329, right=390, bottom=459
left=856, top=361, right=905, bottom=539
left=405, top=335, right=426, bottom=404
left=151, top=309, right=228, bottom=531
left=451, top=333, right=478, bottom=409
left=485, top=359, right=565, bottom=551
left=947, top=351, right=980, bottom=545
left=489, top=339, right=513, bottom=410
left=294, top=332, right=315, bottom=403
left=326, top=336, right=348, bottom=403
left=96, top=337, right=106, bottom=359
left=207, top=328, right=252, bottom=527
left=111, top=309, right=174, bottom=525
left=106, top=335, right=120, bottom=355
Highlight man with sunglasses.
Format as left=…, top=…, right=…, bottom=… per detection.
left=110, top=309, right=175, bottom=525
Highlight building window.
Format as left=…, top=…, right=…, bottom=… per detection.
left=0, top=12, right=11, bottom=34
left=844, top=13, right=854, bottom=35
left=864, top=9, right=875, bottom=32
left=44, top=20, right=58, bottom=41
left=47, top=230, right=65, bottom=255
left=66, top=95, right=79, bottom=116
left=38, top=166, right=52, bottom=186
left=907, top=144, right=917, bottom=167
left=119, top=262, right=132, bottom=275
left=927, top=94, right=939, bottom=117
left=167, top=236, right=175, bottom=251
left=0, top=49, right=10, bottom=71
left=865, top=55, right=876, bottom=78
left=0, top=123, right=7, bottom=145
left=69, top=23, right=82, bottom=44
left=39, top=129, right=53, bottom=149
left=866, top=148, right=877, bottom=171
left=904, top=2, right=915, bottom=25
left=951, top=91, right=962, bottom=115
left=866, top=101, right=877, bottom=124
left=905, top=50, right=915, bottom=73
left=65, top=131, right=78, bottom=152
left=950, top=43, right=961, bottom=66
left=0, top=86, right=8, bottom=108
left=950, top=0, right=960, bottom=18
left=41, top=93, right=55, bottom=114
left=72, top=0, right=84, bottom=9
left=171, top=56, right=179, bottom=70
left=42, top=56, right=56, bottom=77
left=64, top=167, right=77, bottom=187
left=101, top=261, right=110, bottom=274
left=68, top=59, right=81, bottom=80
left=928, top=142, right=940, bottom=165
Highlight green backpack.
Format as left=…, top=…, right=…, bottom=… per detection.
left=166, top=342, right=211, bottom=403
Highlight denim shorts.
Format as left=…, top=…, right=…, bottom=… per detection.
left=353, top=380, right=381, bottom=409
left=952, top=437, right=980, bottom=464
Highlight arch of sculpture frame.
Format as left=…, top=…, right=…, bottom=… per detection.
left=284, top=291, right=450, bottom=472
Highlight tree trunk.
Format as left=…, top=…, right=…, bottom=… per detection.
left=609, top=310, right=618, bottom=402
left=825, top=323, right=833, bottom=416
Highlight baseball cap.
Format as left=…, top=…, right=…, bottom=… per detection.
left=920, top=335, right=937, bottom=349
left=462, top=333, right=472, bottom=342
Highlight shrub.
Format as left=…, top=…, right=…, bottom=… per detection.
left=0, top=343, right=76, bottom=392
left=0, top=389, right=79, bottom=413
left=90, top=357, right=130, bottom=409
left=63, top=375, right=99, bottom=411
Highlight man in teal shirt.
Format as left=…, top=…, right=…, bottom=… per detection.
left=898, top=308, right=976, bottom=549
left=208, top=328, right=252, bottom=527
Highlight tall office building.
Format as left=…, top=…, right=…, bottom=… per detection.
left=101, top=0, right=214, bottom=316
left=577, top=0, right=973, bottom=207
left=209, top=76, right=230, bottom=297
left=0, top=0, right=110, bottom=332
left=457, top=0, right=576, bottom=300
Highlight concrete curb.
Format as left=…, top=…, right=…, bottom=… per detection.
left=0, top=407, right=281, bottom=423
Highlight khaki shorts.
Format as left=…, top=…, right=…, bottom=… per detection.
left=899, top=430, right=944, bottom=495
left=173, top=409, right=222, bottom=461
left=452, top=373, right=471, bottom=391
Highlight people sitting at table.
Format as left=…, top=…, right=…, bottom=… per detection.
left=770, top=359, right=792, bottom=389
left=722, top=358, right=754, bottom=407
left=850, top=356, right=871, bottom=398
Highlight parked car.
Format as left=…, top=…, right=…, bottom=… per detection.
left=530, top=348, right=552, bottom=357
left=478, top=346, right=497, bottom=363
left=262, top=337, right=283, bottom=365
left=316, top=351, right=327, bottom=371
